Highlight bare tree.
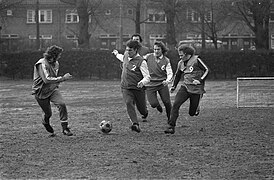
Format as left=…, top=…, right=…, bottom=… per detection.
left=0, top=0, right=24, bottom=48
left=0, top=0, right=23, bottom=12
left=122, top=0, right=148, bottom=34
left=124, top=0, right=178, bottom=49
left=183, top=0, right=229, bottom=49
left=61, top=0, right=103, bottom=49
left=163, top=0, right=177, bottom=49
left=229, top=0, right=272, bottom=49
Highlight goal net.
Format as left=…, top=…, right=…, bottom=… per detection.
left=237, top=77, right=274, bottom=108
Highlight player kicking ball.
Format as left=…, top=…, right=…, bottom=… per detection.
left=32, top=45, right=73, bottom=137
left=164, top=45, right=209, bottom=134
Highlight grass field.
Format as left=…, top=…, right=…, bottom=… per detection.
left=0, top=80, right=273, bottom=179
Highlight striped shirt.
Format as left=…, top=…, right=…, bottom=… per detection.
left=172, top=55, right=209, bottom=94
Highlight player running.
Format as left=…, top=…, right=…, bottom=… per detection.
left=164, top=45, right=209, bottom=134
left=32, top=45, right=73, bottom=137
left=144, top=41, right=173, bottom=122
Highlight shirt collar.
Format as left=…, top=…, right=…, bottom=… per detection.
left=154, top=54, right=164, bottom=59
left=128, top=53, right=140, bottom=61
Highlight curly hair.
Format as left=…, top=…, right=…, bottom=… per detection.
left=43, top=45, right=63, bottom=61
left=126, top=40, right=142, bottom=51
left=177, top=44, right=195, bottom=56
left=154, top=41, right=168, bottom=55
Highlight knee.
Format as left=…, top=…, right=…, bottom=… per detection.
left=172, top=103, right=180, bottom=111
left=57, top=102, right=67, bottom=110
left=163, top=101, right=171, bottom=107
left=125, top=100, right=133, bottom=107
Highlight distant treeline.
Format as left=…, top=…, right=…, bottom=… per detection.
left=1, top=49, right=274, bottom=80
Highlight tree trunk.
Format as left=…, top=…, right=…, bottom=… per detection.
left=76, top=0, right=90, bottom=49
left=164, top=0, right=177, bottom=50
left=135, top=0, right=141, bottom=34
left=254, top=13, right=269, bottom=49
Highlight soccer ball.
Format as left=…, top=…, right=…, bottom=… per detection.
left=99, top=120, right=112, bottom=134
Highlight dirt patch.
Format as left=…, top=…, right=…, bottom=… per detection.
left=0, top=80, right=273, bottom=179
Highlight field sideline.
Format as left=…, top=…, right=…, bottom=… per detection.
left=0, top=80, right=273, bottom=179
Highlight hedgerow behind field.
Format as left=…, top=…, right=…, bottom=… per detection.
left=1, top=49, right=274, bottom=79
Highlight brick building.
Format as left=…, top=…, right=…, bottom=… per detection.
left=0, top=0, right=273, bottom=52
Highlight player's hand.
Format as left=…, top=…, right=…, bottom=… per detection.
left=170, top=87, right=176, bottom=93
left=162, top=80, right=169, bottom=86
left=63, top=73, right=72, bottom=81
left=112, top=50, right=118, bottom=56
left=137, top=82, right=144, bottom=88
left=193, top=79, right=201, bottom=85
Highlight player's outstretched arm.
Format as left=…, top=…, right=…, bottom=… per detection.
left=112, top=50, right=123, bottom=62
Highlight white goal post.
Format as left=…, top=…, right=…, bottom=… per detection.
left=237, top=77, right=274, bottom=108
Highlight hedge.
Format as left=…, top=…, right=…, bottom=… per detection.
left=0, top=49, right=273, bottom=80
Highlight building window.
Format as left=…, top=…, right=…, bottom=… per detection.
left=1, top=34, right=19, bottom=38
left=186, top=33, right=200, bottom=39
left=271, top=34, right=274, bottom=49
left=29, top=35, right=52, bottom=39
left=27, top=10, right=35, bottom=23
left=127, top=8, right=133, bottom=16
left=187, top=8, right=212, bottom=22
left=40, top=10, right=52, bottom=23
left=66, top=35, right=78, bottom=39
left=244, top=41, right=250, bottom=46
left=66, top=9, right=79, bottom=23
left=231, top=41, right=238, bottom=45
left=147, top=9, right=166, bottom=23
left=270, top=11, right=274, bottom=22
left=27, top=10, right=52, bottom=23
left=205, top=11, right=212, bottom=22
left=105, top=9, right=111, bottom=15
left=7, top=10, right=13, bottom=16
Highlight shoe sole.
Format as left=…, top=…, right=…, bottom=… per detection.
left=164, top=127, right=175, bottom=134
left=63, top=133, right=73, bottom=136
left=48, top=133, right=56, bottom=137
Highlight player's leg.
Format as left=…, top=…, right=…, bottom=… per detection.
left=146, top=86, right=162, bottom=113
left=50, top=90, right=73, bottom=136
left=135, top=89, right=148, bottom=121
left=35, top=96, right=54, bottom=134
left=194, top=94, right=203, bottom=116
left=165, top=86, right=189, bottom=134
left=158, top=85, right=172, bottom=120
left=122, top=89, right=140, bottom=132
left=189, top=93, right=202, bottom=116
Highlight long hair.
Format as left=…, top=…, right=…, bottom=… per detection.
left=43, top=45, right=63, bottom=63
left=154, top=41, right=168, bottom=55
